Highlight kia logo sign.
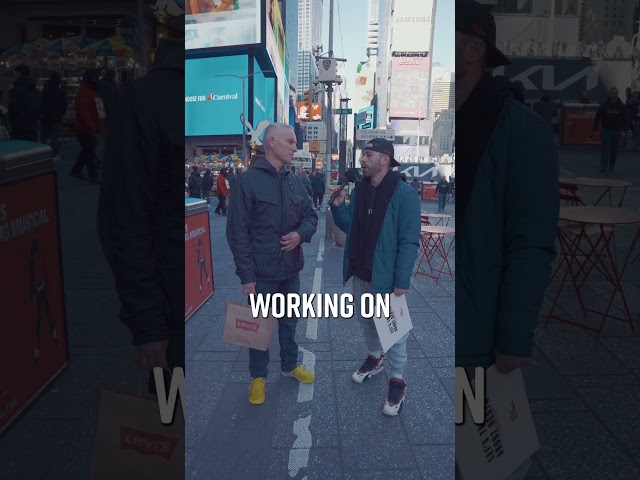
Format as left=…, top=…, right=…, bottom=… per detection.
left=236, top=319, right=260, bottom=333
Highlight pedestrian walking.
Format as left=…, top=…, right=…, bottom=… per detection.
left=311, top=171, right=325, bottom=209
left=435, top=176, right=450, bottom=212
left=97, top=37, right=186, bottom=389
left=410, top=177, right=421, bottom=195
left=214, top=168, right=229, bottom=216
left=592, top=87, right=629, bottom=173
left=202, top=168, right=214, bottom=205
left=330, top=138, right=421, bottom=416
left=40, top=72, right=67, bottom=159
left=8, top=64, right=41, bottom=142
left=226, top=123, right=318, bottom=405
left=97, top=69, right=119, bottom=172
left=456, top=2, right=559, bottom=478
left=300, top=170, right=312, bottom=197
left=188, top=165, right=203, bottom=198
left=69, top=69, right=103, bottom=183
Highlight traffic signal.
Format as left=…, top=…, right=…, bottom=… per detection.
left=304, top=90, right=313, bottom=108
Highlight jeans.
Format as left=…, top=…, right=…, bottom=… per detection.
left=214, top=194, right=227, bottom=214
left=41, top=121, right=62, bottom=156
left=313, top=193, right=323, bottom=208
left=438, top=193, right=447, bottom=212
left=353, top=277, right=410, bottom=375
left=600, top=128, right=621, bottom=169
left=249, top=276, right=301, bottom=378
left=71, top=133, right=98, bottom=180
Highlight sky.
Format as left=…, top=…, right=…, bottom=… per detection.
left=321, top=0, right=454, bottom=96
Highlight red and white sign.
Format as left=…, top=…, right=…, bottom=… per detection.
left=0, top=172, right=69, bottom=434
left=297, top=102, right=322, bottom=121
left=184, top=210, right=214, bottom=320
left=120, top=426, right=179, bottom=460
left=389, top=53, right=430, bottom=119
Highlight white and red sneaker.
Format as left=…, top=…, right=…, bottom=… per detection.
left=352, top=354, right=384, bottom=383
left=383, top=378, right=406, bottom=416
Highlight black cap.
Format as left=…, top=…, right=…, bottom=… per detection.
left=362, top=138, right=399, bottom=168
left=456, top=0, right=510, bottom=68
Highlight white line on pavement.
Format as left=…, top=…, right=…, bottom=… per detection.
left=288, top=415, right=312, bottom=477
left=306, top=268, right=322, bottom=340
left=297, top=347, right=316, bottom=403
left=316, top=239, right=324, bottom=262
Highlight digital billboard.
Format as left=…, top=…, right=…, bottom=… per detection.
left=185, top=0, right=262, bottom=50
left=185, top=55, right=248, bottom=136
left=391, top=0, right=434, bottom=53
left=389, top=52, right=430, bottom=119
left=356, top=105, right=375, bottom=129
left=252, top=57, right=276, bottom=139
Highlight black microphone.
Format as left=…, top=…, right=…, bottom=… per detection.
left=328, top=168, right=359, bottom=205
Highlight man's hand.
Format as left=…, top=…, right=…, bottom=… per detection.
left=331, top=189, right=345, bottom=206
left=394, top=287, right=410, bottom=296
left=281, top=231, right=301, bottom=251
left=242, top=282, right=256, bottom=296
left=133, top=340, right=169, bottom=371
left=494, top=351, right=533, bottom=374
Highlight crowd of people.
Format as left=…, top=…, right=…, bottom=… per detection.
left=3, top=64, right=120, bottom=181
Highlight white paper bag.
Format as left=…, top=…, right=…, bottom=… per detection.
left=372, top=293, right=412, bottom=353
left=456, top=366, right=540, bottom=480
left=95, top=97, right=106, bottom=119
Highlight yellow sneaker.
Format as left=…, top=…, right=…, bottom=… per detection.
left=248, top=377, right=266, bottom=405
left=282, top=365, right=315, bottom=384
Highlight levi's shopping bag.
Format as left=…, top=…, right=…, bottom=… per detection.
left=89, top=381, right=184, bottom=480
left=223, top=300, right=277, bottom=351
left=372, top=293, right=413, bottom=353
left=456, top=366, right=540, bottom=480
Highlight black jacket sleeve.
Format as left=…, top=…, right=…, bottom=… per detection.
left=226, top=174, right=256, bottom=284
left=593, top=103, right=603, bottom=130
left=97, top=87, right=168, bottom=345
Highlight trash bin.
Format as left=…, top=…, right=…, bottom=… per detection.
left=185, top=198, right=214, bottom=321
left=0, top=140, right=69, bottom=435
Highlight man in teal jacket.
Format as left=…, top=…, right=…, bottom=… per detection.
left=331, top=138, right=421, bottom=416
left=456, top=2, right=559, bottom=479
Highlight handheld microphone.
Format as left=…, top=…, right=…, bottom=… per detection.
left=328, top=168, right=359, bottom=205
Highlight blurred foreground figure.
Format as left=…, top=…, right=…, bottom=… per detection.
left=97, top=38, right=185, bottom=390
left=455, top=1, right=559, bottom=478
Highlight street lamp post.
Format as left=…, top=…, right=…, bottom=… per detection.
left=213, top=70, right=275, bottom=164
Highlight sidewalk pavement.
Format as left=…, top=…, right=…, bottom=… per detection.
left=522, top=146, right=640, bottom=479
left=0, top=141, right=137, bottom=480
left=186, top=198, right=456, bottom=480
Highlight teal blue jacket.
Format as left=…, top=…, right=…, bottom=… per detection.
left=457, top=97, right=559, bottom=367
left=331, top=180, right=421, bottom=293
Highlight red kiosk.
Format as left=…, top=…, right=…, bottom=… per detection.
left=0, top=140, right=69, bottom=435
left=185, top=198, right=214, bottom=321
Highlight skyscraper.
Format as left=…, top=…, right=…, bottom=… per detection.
left=298, top=0, right=323, bottom=99
left=430, top=79, right=454, bottom=149
left=284, top=0, right=300, bottom=91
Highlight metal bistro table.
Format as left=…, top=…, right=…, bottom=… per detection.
left=421, top=213, right=452, bottom=226
left=415, top=225, right=455, bottom=284
left=546, top=206, right=640, bottom=343
left=559, top=177, right=632, bottom=208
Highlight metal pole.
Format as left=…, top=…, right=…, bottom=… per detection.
left=325, top=0, right=335, bottom=187
left=352, top=112, right=357, bottom=169
left=242, top=76, right=247, bottom=163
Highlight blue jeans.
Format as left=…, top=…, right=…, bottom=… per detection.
left=353, top=277, right=409, bottom=375
left=600, top=128, right=621, bottom=169
left=249, top=276, right=300, bottom=378
left=438, top=193, right=447, bottom=212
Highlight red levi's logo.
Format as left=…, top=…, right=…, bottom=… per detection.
left=236, top=318, right=260, bottom=333
left=120, top=426, right=179, bottom=460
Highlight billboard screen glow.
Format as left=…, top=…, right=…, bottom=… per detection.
left=389, top=52, right=430, bottom=119
left=185, top=0, right=261, bottom=50
left=185, top=56, right=248, bottom=136
left=391, top=0, right=434, bottom=53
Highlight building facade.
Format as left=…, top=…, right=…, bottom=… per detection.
left=430, top=79, right=454, bottom=149
left=431, top=109, right=454, bottom=158
left=297, top=0, right=322, bottom=99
